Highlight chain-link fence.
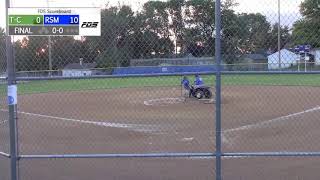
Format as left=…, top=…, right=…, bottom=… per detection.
left=1, top=0, right=320, bottom=180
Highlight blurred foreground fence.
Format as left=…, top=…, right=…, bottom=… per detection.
left=2, top=0, right=320, bottom=180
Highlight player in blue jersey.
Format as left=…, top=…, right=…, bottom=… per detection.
left=181, top=76, right=190, bottom=89
left=194, top=74, right=204, bottom=86
left=181, top=74, right=212, bottom=99
left=181, top=76, right=192, bottom=97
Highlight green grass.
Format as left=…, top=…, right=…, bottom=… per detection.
left=9, top=74, right=320, bottom=95
left=223, top=74, right=320, bottom=86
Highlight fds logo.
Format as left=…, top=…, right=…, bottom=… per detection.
left=81, top=22, right=99, bottom=28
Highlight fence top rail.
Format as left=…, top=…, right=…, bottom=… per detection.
left=17, top=152, right=320, bottom=159
left=19, top=153, right=215, bottom=159
left=223, top=152, right=320, bottom=157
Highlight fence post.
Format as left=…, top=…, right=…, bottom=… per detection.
left=215, top=0, right=222, bottom=180
left=278, top=0, right=281, bottom=70
left=5, top=0, right=18, bottom=180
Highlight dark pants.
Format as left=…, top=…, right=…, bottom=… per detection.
left=189, top=87, right=194, bottom=97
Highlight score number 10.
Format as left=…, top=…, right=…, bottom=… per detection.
left=70, top=16, right=79, bottom=24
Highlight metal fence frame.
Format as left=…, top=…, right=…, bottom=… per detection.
left=3, top=0, right=320, bottom=180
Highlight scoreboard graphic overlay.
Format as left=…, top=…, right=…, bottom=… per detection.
left=8, top=8, right=101, bottom=36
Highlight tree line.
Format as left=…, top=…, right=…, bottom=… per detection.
left=0, top=0, right=318, bottom=71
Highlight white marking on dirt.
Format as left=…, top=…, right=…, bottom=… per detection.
left=3, top=106, right=319, bottom=159
left=224, top=106, right=320, bottom=133
left=222, top=106, right=320, bottom=147
left=0, top=109, right=163, bottom=133
left=144, top=97, right=185, bottom=106
left=180, top=137, right=194, bottom=142
left=221, top=134, right=229, bottom=144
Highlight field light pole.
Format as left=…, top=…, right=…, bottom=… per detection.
left=5, top=0, right=18, bottom=180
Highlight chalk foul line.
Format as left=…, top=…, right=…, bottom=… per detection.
left=0, top=109, right=163, bottom=133
left=224, top=106, right=320, bottom=133
left=222, top=106, right=320, bottom=146
left=1, top=105, right=319, bottom=143
left=1, top=106, right=320, bottom=159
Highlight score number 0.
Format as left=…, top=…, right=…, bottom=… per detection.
left=34, top=17, right=64, bottom=34
left=51, top=17, right=78, bottom=34
left=52, top=27, right=64, bottom=34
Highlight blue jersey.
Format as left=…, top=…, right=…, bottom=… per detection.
left=181, top=79, right=190, bottom=89
left=194, top=76, right=204, bottom=86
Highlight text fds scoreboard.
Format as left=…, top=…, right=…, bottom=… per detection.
left=8, top=8, right=101, bottom=36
